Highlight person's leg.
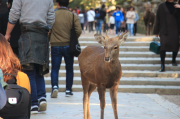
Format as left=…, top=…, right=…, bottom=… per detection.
left=63, top=46, right=74, bottom=94
left=160, top=51, right=166, bottom=72
left=23, top=66, right=38, bottom=113
left=51, top=46, right=62, bottom=89
left=115, top=21, right=118, bottom=35
left=130, top=24, right=134, bottom=36
left=127, top=24, right=130, bottom=35
left=172, top=52, right=178, bottom=66
left=99, top=20, right=103, bottom=34
left=89, top=22, right=91, bottom=32
left=34, top=64, right=47, bottom=111
left=96, top=20, right=100, bottom=34
left=118, top=21, right=121, bottom=33
left=134, top=23, right=137, bottom=36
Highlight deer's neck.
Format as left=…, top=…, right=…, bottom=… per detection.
left=104, top=59, right=120, bottom=74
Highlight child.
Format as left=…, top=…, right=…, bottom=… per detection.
left=108, top=13, right=115, bottom=34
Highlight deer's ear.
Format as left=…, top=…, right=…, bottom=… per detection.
left=117, top=31, right=129, bottom=45
left=94, top=34, right=105, bottom=44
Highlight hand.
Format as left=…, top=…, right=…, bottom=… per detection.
left=5, top=34, right=11, bottom=41
left=134, top=21, right=137, bottom=23
left=155, top=35, right=158, bottom=37
left=174, top=4, right=180, bottom=8
left=121, top=21, right=124, bottom=24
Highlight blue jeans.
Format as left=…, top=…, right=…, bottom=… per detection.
left=96, top=20, right=103, bottom=34
left=115, top=21, right=121, bottom=35
left=51, top=46, right=74, bottom=91
left=23, top=64, right=46, bottom=106
left=127, top=23, right=134, bottom=36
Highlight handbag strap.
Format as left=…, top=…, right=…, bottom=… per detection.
left=3, top=73, right=17, bottom=84
left=72, top=13, right=74, bottom=28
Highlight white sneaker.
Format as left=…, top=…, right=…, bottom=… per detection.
left=31, top=105, right=38, bottom=114
left=51, top=86, right=58, bottom=98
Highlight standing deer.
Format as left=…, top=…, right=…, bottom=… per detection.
left=78, top=31, right=129, bottom=119
left=143, top=2, right=155, bottom=36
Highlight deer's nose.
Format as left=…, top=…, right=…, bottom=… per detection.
left=105, top=57, right=110, bottom=61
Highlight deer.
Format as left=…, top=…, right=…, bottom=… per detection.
left=78, top=31, right=129, bottom=119
left=143, top=2, right=155, bottom=36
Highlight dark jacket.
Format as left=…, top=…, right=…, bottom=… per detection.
left=98, top=9, right=106, bottom=20
left=153, top=3, right=180, bottom=35
left=19, top=22, right=49, bottom=75
left=0, top=11, right=21, bottom=47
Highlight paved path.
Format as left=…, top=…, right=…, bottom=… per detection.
left=31, top=92, right=180, bottom=119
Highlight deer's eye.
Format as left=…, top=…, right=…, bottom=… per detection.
left=114, top=46, right=118, bottom=49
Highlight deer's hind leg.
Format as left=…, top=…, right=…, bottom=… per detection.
left=97, top=86, right=106, bottom=119
left=87, top=83, right=96, bottom=119
left=110, top=84, right=119, bottom=119
left=81, top=74, right=90, bottom=119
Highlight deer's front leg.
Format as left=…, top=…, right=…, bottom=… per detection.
left=110, top=84, right=118, bottom=119
left=97, top=86, right=106, bottom=119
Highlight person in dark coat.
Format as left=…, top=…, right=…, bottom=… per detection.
left=0, top=0, right=21, bottom=56
left=153, top=0, right=180, bottom=72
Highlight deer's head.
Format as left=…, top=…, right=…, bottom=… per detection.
left=94, top=31, right=129, bottom=62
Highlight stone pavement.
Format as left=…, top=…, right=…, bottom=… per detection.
left=31, top=92, right=180, bottom=119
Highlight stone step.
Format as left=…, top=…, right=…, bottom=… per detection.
left=45, top=84, right=180, bottom=95
left=44, top=70, right=180, bottom=78
left=79, top=37, right=154, bottom=42
left=49, top=52, right=180, bottom=58
left=79, top=41, right=151, bottom=46
left=49, top=57, right=180, bottom=64
left=49, top=64, right=180, bottom=71
left=44, top=77, right=180, bottom=86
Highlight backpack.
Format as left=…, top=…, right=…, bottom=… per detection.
left=69, top=13, right=81, bottom=57
left=95, top=13, right=100, bottom=19
left=0, top=73, right=31, bottom=119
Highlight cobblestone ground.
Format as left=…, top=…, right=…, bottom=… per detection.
left=31, top=92, right=180, bottom=119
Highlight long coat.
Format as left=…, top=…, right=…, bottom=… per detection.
left=153, top=3, right=180, bottom=52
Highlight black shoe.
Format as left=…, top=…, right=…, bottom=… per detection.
left=159, top=64, right=165, bottom=72
left=65, top=90, right=73, bottom=97
left=31, top=105, right=38, bottom=114
left=51, top=86, right=58, bottom=98
left=38, top=97, right=47, bottom=112
left=172, top=61, right=178, bottom=66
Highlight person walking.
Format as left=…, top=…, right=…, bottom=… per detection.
left=96, top=4, right=106, bottom=34
left=113, top=7, right=124, bottom=36
left=108, top=13, right=115, bottom=34
left=154, top=0, right=180, bottom=72
left=84, top=10, right=88, bottom=31
left=78, top=11, right=85, bottom=34
left=120, top=7, right=127, bottom=32
left=50, top=0, right=82, bottom=98
left=126, top=6, right=136, bottom=36
left=5, top=0, right=55, bottom=114
left=133, top=8, right=139, bottom=36
left=87, top=8, right=95, bottom=33
left=0, top=0, right=21, bottom=56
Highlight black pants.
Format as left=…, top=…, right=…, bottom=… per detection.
left=160, top=51, right=178, bottom=64
left=88, top=22, right=93, bottom=32
left=133, top=23, right=137, bottom=36
left=81, top=23, right=84, bottom=30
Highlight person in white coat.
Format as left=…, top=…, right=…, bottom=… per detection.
left=126, top=7, right=136, bottom=36
left=87, top=8, right=95, bottom=33
left=108, top=13, right=115, bottom=34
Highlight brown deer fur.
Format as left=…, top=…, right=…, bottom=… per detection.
left=78, top=31, right=129, bottom=119
left=144, top=3, right=155, bottom=36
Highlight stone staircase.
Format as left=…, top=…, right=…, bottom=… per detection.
left=45, top=36, right=180, bottom=95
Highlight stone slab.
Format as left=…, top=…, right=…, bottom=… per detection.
left=31, top=92, right=180, bottom=119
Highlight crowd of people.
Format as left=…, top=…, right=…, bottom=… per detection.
left=67, top=5, right=139, bottom=36
left=0, top=0, right=180, bottom=118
